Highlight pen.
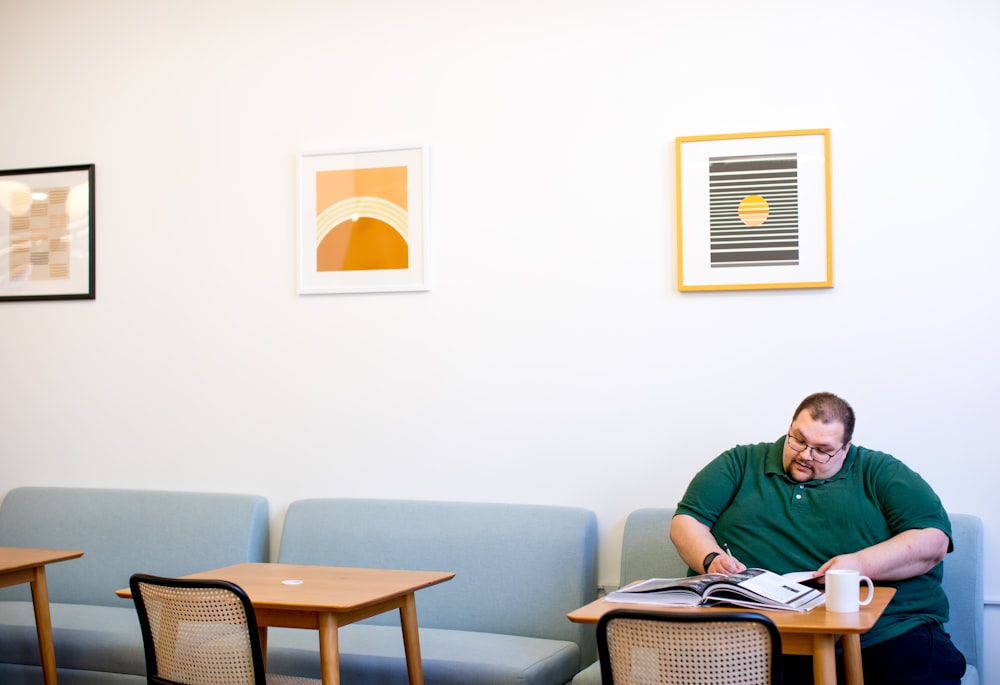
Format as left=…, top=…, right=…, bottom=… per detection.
left=723, top=543, right=734, bottom=561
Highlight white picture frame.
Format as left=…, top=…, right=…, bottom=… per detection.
left=297, top=146, right=429, bottom=295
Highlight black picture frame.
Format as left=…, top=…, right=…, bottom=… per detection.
left=0, top=164, right=95, bottom=301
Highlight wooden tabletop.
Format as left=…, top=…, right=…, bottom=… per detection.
left=571, top=587, right=895, bottom=685
left=117, top=563, right=456, bottom=611
left=568, top=586, right=895, bottom=636
left=0, top=547, right=84, bottom=573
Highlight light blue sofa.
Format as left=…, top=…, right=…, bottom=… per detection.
left=0, top=486, right=270, bottom=685
left=265, top=498, right=599, bottom=685
left=572, top=508, right=984, bottom=685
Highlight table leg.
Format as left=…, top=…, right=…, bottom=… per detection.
left=29, top=566, right=58, bottom=685
left=841, top=634, right=864, bottom=685
left=258, top=626, right=268, bottom=668
left=399, top=593, right=425, bottom=685
left=318, top=612, right=341, bottom=685
left=812, top=634, right=837, bottom=685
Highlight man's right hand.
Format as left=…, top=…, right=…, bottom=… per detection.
left=708, top=550, right=747, bottom=575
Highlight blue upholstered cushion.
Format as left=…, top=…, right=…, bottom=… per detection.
left=277, top=498, right=599, bottom=685
left=0, top=602, right=145, bottom=679
left=0, top=487, right=270, bottom=607
left=943, top=513, right=983, bottom=685
left=278, top=498, right=598, bottom=651
left=0, top=486, right=271, bottom=685
left=267, top=624, right=580, bottom=685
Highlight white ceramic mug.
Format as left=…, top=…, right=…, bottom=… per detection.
left=825, top=569, right=875, bottom=613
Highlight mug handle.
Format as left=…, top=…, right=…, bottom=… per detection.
left=858, top=575, right=875, bottom=606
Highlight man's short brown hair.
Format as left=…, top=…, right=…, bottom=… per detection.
left=793, top=392, right=856, bottom=443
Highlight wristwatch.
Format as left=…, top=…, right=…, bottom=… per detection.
left=702, top=552, right=720, bottom=573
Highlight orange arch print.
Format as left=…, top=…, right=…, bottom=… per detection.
left=316, top=166, right=409, bottom=272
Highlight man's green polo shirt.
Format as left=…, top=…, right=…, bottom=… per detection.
left=675, top=436, right=952, bottom=647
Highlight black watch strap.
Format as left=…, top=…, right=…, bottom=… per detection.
left=702, top=551, right=720, bottom=573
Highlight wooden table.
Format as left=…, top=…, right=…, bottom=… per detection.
left=0, top=547, right=84, bottom=685
left=118, top=562, right=454, bottom=685
left=568, top=586, right=895, bottom=685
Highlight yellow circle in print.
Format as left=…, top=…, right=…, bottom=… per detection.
left=738, top=195, right=769, bottom=226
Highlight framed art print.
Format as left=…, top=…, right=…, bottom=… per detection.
left=0, top=164, right=95, bottom=301
left=675, top=129, right=832, bottom=292
left=297, top=146, right=429, bottom=294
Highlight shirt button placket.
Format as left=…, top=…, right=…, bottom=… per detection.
left=794, top=484, right=805, bottom=502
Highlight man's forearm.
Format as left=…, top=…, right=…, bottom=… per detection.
left=819, top=527, right=950, bottom=581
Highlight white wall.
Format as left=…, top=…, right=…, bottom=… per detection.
left=2, top=0, right=997, bottom=679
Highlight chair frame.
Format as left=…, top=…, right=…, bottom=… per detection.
left=130, top=573, right=268, bottom=685
left=597, top=608, right=783, bottom=685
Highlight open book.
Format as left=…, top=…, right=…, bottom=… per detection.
left=605, top=568, right=826, bottom=612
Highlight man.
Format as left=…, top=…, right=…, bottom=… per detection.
left=669, top=392, right=966, bottom=685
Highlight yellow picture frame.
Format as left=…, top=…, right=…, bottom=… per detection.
left=675, top=129, right=832, bottom=292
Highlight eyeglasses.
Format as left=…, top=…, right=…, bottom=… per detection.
left=785, top=433, right=845, bottom=464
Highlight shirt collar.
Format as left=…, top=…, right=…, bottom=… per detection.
left=764, top=436, right=787, bottom=476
